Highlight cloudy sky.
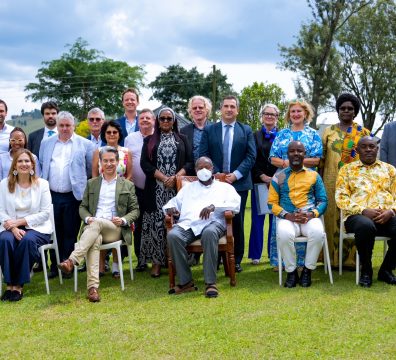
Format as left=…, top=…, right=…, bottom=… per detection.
left=0, top=0, right=312, bottom=117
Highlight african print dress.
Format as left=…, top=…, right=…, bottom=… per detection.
left=140, top=133, right=177, bottom=266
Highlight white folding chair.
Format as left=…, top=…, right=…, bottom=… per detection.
left=338, top=209, right=389, bottom=284
left=0, top=205, right=62, bottom=296
left=276, top=215, right=333, bottom=286
left=74, top=239, right=133, bottom=292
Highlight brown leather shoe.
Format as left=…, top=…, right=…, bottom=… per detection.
left=88, top=287, right=100, bottom=302
left=57, top=258, right=74, bottom=274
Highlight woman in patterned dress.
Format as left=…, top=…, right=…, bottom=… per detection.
left=140, top=107, right=192, bottom=278
left=92, top=120, right=133, bottom=277
left=269, top=99, right=323, bottom=270
left=320, top=93, right=371, bottom=268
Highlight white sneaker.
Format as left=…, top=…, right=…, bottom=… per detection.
left=252, top=259, right=260, bottom=265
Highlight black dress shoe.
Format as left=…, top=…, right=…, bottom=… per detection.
left=135, top=263, right=147, bottom=272
left=284, top=269, right=299, bottom=288
left=235, top=264, right=243, bottom=273
left=359, top=273, right=372, bottom=288
left=299, top=267, right=312, bottom=287
left=78, top=263, right=87, bottom=273
left=1, top=290, right=12, bottom=301
left=48, top=270, right=59, bottom=279
left=10, top=290, right=23, bottom=302
left=378, top=269, right=396, bottom=285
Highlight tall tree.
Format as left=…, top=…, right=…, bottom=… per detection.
left=279, top=0, right=370, bottom=128
left=338, top=0, right=396, bottom=133
left=25, top=38, right=145, bottom=120
left=238, top=82, right=286, bottom=131
left=149, top=64, right=234, bottom=118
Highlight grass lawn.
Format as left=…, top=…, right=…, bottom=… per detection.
left=1, top=207, right=395, bottom=359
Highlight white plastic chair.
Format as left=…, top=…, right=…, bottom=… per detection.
left=73, top=239, right=133, bottom=292
left=0, top=205, right=62, bottom=296
left=276, top=215, right=333, bottom=286
left=338, top=209, right=389, bottom=284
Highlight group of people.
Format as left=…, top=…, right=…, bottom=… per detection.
left=0, top=89, right=395, bottom=303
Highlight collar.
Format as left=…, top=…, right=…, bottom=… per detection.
left=101, top=174, right=118, bottom=184
left=124, top=113, right=138, bottom=123
left=356, top=159, right=381, bottom=168
left=57, top=133, right=74, bottom=144
left=289, top=165, right=307, bottom=173
left=221, top=120, right=236, bottom=127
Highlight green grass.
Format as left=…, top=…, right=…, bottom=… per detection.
left=1, top=208, right=395, bottom=359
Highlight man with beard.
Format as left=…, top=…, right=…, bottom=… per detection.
left=0, top=99, right=14, bottom=154
left=268, top=141, right=328, bottom=288
left=336, top=136, right=396, bottom=287
left=28, top=101, right=59, bottom=158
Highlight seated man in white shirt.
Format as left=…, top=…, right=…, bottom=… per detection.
left=164, top=156, right=240, bottom=298
left=58, top=146, right=139, bottom=302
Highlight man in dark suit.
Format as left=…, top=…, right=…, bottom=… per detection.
left=199, top=95, right=256, bottom=272
left=86, top=107, right=105, bottom=149
left=115, top=88, right=140, bottom=145
left=58, top=146, right=139, bottom=302
left=181, top=95, right=212, bottom=175
left=28, top=101, right=59, bottom=158
left=380, top=121, right=396, bottom=168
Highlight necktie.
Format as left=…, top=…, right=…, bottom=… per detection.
left=48, top=130, right=55, bottom=137
left=222, top=124, right=231, bottom=173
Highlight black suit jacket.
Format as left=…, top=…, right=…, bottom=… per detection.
left=28, top=128, right=45, bottom=158
left=199, top=121, right=256, bottom=192
left=252, top=129, right=278, bottom=183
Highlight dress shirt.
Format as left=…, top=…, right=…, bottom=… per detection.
left=124, top=131, right=146, bottom=189
left=125, top=115, right=138, bottom=135
left=48, top=136, right=73, bottom=193
left=95, top=176, right=117, bottom=219
left=163, top=179, right=241, bottom=236
left=336, top=159, right=396, bottom=220
left=221, top=120, right=242, bottom=180
left=89, top=133, right=102, bottom=149
left=268, top=167, right=328, bottom=218
left=43, top=126, right=58, bottom=139
left=0, top=123, right=14, bottom=154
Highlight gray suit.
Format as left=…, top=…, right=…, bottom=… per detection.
left=380, top=121, right=396, bottom=167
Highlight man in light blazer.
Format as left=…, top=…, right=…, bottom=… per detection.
left=39, top=111, right=94, bottom=278
left=380, top=121, right=396, bottom=168
left=28, top=101, right=59, bottom=158
left=58, top=146, right=139, bottom=302
left=199, top=95, right=256, bottom=273
left=115, top=88, right=140, bottom=145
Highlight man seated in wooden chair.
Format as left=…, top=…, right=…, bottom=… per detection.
left=164, top=156, right=240, bottom=298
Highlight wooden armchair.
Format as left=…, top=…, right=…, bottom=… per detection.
left=165, top=173, right=236, bottom=288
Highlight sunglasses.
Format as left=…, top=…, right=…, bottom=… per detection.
left=88, top=117, right=103, bottom=122
left=106, top=130, right=119, bottom=135
left=159, top=117, right=174, bottom=122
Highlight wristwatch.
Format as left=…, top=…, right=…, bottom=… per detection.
left=279, top=210, right=288, bottom=219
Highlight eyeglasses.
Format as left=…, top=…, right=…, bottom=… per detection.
left=262, top=112, right=278, bottom=117
left=339, top=106, right=354, bottom=111
left=159, top=117, right=174, bottom=122
left=106, top=130, right=119, bottom=135
left=10, top=139, right=25, bottom=144
left=88, top=117, right=103, bottom=122
left=192, top=106, right=204, bottom=110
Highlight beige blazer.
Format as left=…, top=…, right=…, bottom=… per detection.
left=0, top=178, right=53, bottom=234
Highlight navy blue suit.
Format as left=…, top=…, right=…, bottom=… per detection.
left=199, top=121, right=256, bottom=264
left=115, top=115, right=139, bottom=146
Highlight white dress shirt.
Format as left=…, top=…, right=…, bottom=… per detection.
left=163, top=179, right=241, bottom=236
left=48, top=136, right=73, bottom=193
left=95, top=176, right=117, bottom=219
left=0, top=123, right=14, bottom=154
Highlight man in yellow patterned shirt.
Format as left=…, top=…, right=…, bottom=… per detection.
left=336, top=136, right=396, bottom=287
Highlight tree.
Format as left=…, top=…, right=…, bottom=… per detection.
left=149, top=64, right=234, bottom=118
left=279, top=0, right=370, bottom=128
left=338, top=0, right=396, bottom=133
left=238, top=82, right=286, bottom=131
left=25, top=38, right=145, bottom=120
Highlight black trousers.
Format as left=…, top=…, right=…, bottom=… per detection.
left=233, top=190, right=248, bottom=265
left=50, top=191, right=81, bottom=272
left=345, top=214, right=396, bottom=273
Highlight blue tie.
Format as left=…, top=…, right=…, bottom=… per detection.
left=223, top=124, right=231, bottom=173
left=48, top=130, right=55, bottom=137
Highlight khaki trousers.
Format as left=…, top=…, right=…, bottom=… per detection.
left=70, top=219, right=121, bottom=289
